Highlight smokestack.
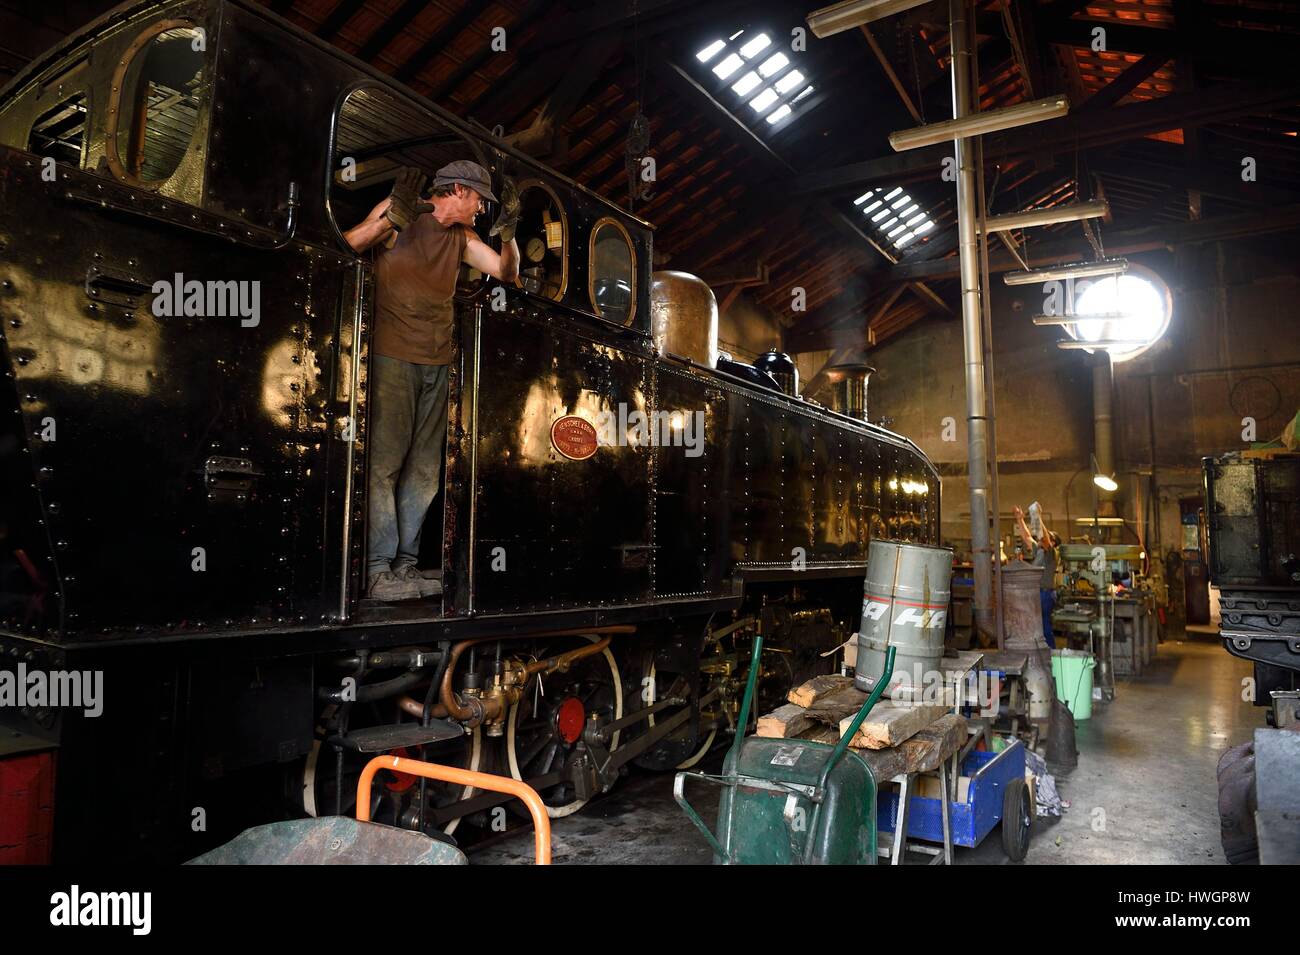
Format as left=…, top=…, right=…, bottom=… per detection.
left=825, top=362, right=875, bottom=422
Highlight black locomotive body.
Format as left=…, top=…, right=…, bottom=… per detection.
left=0, top=0, right=939, bottom=862
left=1203, top=454, right=1300, bottom=697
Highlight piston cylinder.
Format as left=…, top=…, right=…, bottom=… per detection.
left=855, top=540, right=954, bottom=695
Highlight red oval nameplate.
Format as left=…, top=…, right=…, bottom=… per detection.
left=550, top=415, right=599, bottom=461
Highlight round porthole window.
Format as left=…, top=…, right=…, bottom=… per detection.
left=1069, top=265, right=1171, bottom=362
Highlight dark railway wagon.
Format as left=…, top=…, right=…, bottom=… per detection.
left=0, top=0, right=939, bottom=862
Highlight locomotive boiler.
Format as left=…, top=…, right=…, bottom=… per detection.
left=0, top=0, right=939, bottom=862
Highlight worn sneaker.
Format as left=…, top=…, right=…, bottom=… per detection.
left=395, top=564, right=442, bottom=598
left=367, top=570, right=421, bottom=601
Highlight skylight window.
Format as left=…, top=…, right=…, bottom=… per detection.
left=855, top=186, right=937, bottom=251
left=749, top=88, right=779, bottom=113
left=731, top=71, right=762, bottom=96
left=775, top=70, right=804, bottom=94
left=712, top=53, right=744, bottom=79
left=758, top=52, right=788, bottom=77
left=694, top=31, right=816, bottom=133
left=696, top=39, right=726, bottom=62
left=766, top=104, right=792, bottom=124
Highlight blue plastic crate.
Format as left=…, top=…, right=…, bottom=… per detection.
left=876, top=739, right=1026, bottom=849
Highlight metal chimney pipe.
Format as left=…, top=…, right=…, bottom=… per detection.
left=1093, top=350, right=1115, bottom=488
left=950, top=0, right=994, bottom=634
left=825, top=362, right=875, bottom=422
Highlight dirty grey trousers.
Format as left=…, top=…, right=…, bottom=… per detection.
left=366, top=355, right=448, bottom=577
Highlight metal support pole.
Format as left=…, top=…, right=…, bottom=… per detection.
left=950, top=0, right=994, bottom=634
left=1093, top=349, right=1116, bottom=516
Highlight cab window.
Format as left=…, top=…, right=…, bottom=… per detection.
left=28, top=92, right=89, bottom=167
left=106, top=23, right=207, bottom=187
left=329, top=84, right=485, bottom=271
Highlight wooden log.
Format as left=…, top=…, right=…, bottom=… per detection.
left=787, top=673, right=854, bottom=708
left=857, top=745, right=909, bottom=782
left=804, top=686, right=872, bottom=725
left=898, top=713, right=968, bottom=774
left=756, top=703, right=814, bottom=739
left=801, top=725, right=842, bottom=744
left=838, top=701, right=948, bottom=750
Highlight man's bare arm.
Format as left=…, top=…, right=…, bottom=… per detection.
left=344, top=198, right=395, bottom=253
left=463, top=234, right=520, bottom=283
left=1013, top=505, right=1035, bottom=551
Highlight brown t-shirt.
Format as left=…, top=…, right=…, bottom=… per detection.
left=373, top=214, right=472, bottom=365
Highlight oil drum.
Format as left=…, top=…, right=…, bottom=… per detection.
left=855, top=540, right=954, bottom=695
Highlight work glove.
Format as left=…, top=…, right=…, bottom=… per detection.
left=489, top=175, right=520, bottom=243
left=384, top=167, right=433, bottom=234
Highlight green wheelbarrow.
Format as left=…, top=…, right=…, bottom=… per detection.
left=674, top=635, right=896, bottom=865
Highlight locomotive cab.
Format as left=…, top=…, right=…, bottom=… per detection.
left=0, top=0, right=665, bottom=639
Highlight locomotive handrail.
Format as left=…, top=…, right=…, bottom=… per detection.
left=61, top=171, right=302, bottom=251
left=356, top=755, right=552, bottom=864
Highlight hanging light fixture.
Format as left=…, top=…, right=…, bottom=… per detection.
left=806, top=0, right=934, bottom=37
left=888, top=96, right=1069, bottom=152
left=1058, top=340, right=1149, bottom=351
left=1032, top=313, right=1133, bottom=326
left=1091, top=452, right=1118, bottom=492
left=1032, top=313, right=1134, bottom=326
left=977, top=200, right=1109, bottom=234
left=1003, top=258, right=1129, bottom=286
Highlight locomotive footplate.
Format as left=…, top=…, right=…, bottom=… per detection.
left=329, top=720, right=466, bottom=754
left=1221, top=629, right=1300, bottom=672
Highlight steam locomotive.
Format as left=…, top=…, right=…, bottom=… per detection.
left=0, top=0, right=939, bottom=862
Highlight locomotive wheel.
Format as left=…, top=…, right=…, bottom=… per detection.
left=302, top=704, right=482, bottom=837
left=636, top=640, right=794, bottom=772
left=506, top=635, right=623, bottom=818
left=638, top=661, right=716, bottom=771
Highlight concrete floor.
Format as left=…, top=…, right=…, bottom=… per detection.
left=470, top=630, right=1259, bottom=865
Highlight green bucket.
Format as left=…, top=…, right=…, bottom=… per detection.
left=1051, top=649, right=1097, bottom=721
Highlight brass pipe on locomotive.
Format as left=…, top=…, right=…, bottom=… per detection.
left=396, top=626, right=632, bottom=733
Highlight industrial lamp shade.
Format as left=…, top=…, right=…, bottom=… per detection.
left=806, top=0, right=935, bottom=37
left=1092, top=473, right=1119, bottom=492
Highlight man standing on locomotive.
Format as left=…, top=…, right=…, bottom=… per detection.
left=345, top=160, right=519, bottom=600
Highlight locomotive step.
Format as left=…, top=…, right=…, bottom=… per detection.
left=330, top=720, right=467, bottom=753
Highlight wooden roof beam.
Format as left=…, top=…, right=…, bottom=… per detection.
left=786, top=82, right=1300, bottom=198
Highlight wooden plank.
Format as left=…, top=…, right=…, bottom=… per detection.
left=839, top=702, right=948, bottom=750
left=755, top=704, right=814, bottom=740
left=787, top=674, right=854, bottom=708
